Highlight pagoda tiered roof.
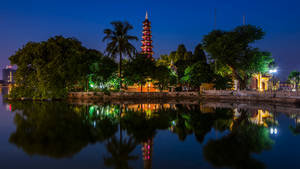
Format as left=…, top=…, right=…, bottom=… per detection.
left=141, top=12, right=153, bottom=58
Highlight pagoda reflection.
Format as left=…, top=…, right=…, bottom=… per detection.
left=142, top=138, right=153, bottom=169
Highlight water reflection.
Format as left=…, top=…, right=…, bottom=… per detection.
left=204, top=109, right=274, bottom=169
left=104, top=136, right=138, bottom=169
left=4, top=99, right=300, bottom=168
left=8, top=102, right=118, bottom=158
left=1, top=86, right=12, bottom=111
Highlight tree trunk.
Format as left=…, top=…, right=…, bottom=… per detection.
left=119, top=52, right=122, bottom=91
left=141, top=83, right=143, bottom=93
left=233, top=70, right=247, bottom=90
left=86, top=78, right=89, bottom=92
left=240, top=80, right=247, bottom=90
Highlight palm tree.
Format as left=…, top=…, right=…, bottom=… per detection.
left=104, top=136, right=138, bottom=169
left=103, top=21, right=138, bottom=90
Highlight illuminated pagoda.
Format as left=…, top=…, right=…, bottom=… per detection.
left=141, top=12, right=153, bottom=58
left=125, top=12, right=167, bottom=92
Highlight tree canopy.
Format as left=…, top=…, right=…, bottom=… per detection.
left=9, top=36, right=101, bottom=99
left=203, top=25, right=274, bottom=89
left=103, top=21, right=138, bottom=89
left=123, top=54, right=156, bottom=92
left=288, top=70, right=300, bottom=91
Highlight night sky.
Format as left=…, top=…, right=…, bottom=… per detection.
left=1, top=0, right=299, bottom=80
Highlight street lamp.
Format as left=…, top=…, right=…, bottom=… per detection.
left=269, top=69, right=278, bottom=74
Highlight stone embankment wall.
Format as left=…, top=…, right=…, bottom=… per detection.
left=69, top=92, right=199, bottom=100
left=69, top=90, right=300, bottom=104
left=201, top=90, right=300, bottom=104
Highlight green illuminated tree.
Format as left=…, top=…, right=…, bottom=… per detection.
left=153, top=65, right=176, bottom=92
left=103, top=21, right=138, bottom=90
left=181, top=62, right=213, bottom=90
left=203, top=25, right=274, bottom=89
left=157, top=44, right=193, bottom=87
left=88, top=54, right=118, bottom=89
left=123, top=54, right=156, bottom=92
left=9, top=36, right=96, bottom=99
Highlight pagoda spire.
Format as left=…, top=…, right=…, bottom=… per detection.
left=145, top=11, right=148, bottom=20
left=141, top=11, right=153, bottom=58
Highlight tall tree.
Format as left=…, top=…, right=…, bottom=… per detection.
left=103, top=21, right=138, bottom=90
left=193, top=43, right=207, bottom=64
left=153, top=65, right=175, bottom=92
left=9, top=36, right=94, bottom=99
left=203, top=25, right=273, bottom=89
left=88, top=51, right=118, bottom=90
left=181, top=62, right=213, bottom=90
left=176, top=44, right=187, bottom=60
left=123, top=54, right=156, bottom=92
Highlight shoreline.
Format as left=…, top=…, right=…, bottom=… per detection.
left=67, top=91, right=300, bottom=105
left=6, top=90, right=300, bottom=105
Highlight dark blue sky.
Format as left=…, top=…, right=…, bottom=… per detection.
left=1, top=0, right=299, bottom=80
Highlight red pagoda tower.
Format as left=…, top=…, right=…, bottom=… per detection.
left=141, top=12, right=153, bottom=58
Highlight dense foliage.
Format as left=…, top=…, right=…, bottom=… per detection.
left=123, top=54, right=156, bottom=92
left=288, top=70, right=300, bottom=91
left=203, top=25, right=274, bottom=89
left=159, top=43, right=233, bottom=90
left=103, top=21, right=138, bottom=89
left=9, top=36, right=107, bottom=99
left=8, top=23, right=276, bottom=97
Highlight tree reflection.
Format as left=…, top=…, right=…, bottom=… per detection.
left=104, top=136, right=138, bottom=169
left=203, top=110, right=274, bottom=169
left=7, top=101, right=278, bottom=169
left=289, top=114, right=300, bottom=135
left=171, top=105, right=234, bottom=143
left=122, top=108, right=173, bottom=142
left=8, top=101, right=118, bottom=158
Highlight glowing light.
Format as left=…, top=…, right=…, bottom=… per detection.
left=274, top=128, right=278, bottom=134
left=89, top=106, right=95, bottom=115
left=269, top=69, right=278, bottom=73
left=172, top=120, right=176, bottom=126
left=270, top=127, right=278, bottom=135
left=270, top=128, right=274, bottom=134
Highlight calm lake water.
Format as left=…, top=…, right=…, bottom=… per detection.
left=1, top=87, right=300, bottom=169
